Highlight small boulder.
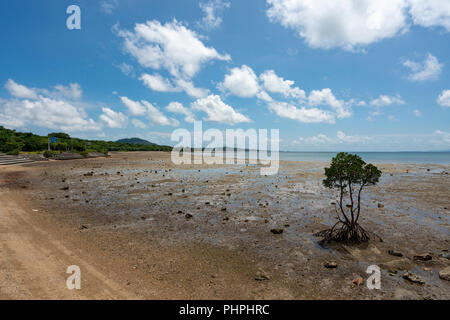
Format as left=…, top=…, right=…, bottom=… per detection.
left=403, top=272, right=425, bottom=285
left=377, top=203, right=384, bottom=208
left=185, top=214, right=193, bottom=219
left=254, top=270, right=270, bottom=281
left=413, top=253, right=432, bottom=261
left=388, top=250, right=403, bottom=257
left=324, top=261, right=337, bottom=269
left=270, top=228, right=283, bottom=235
left=438, top=267, right=450, bottom=281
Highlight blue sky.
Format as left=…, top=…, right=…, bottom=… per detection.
left=0, top=0, right=449, bottom=151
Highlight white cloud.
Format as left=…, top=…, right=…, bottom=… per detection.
left=120, top=96, right=179, bottom=127
left=100, top=0, right=118, bottom=15
left=120, top=96, right=147, bottom=116
left=268, top=101, right=335, bottom=123
left=435, top=130, right=450, bottom=143
left=437, top=90, right=450, bottom=107
left=139, top=73, right=208, bottom=98
left=100, top=107, right=128, bottom=128
left=0, top=80, right=99, bottom=132
left=140, top=73, right=179, bottom=93
left=259, top=70, right=306, bottom=99
left=5, top=79, right=38, bottom=99
left=117, top=62, right=134, bottom=77
left=370, top=94, right=405, bottom=107
left=191, top=95, right=251, bottom=125
left=219, top=65, right=260, bottom=98
left=413, top=109, right=421, bottom=117
left=266, top=0, right=409, bottom=50
left=53, top=83, right=83, bottom=100
left=116, top=19, right=230, bottom=79
left=409, top=0, right=450, bottom=31
left=131, top=118, right=147, bottom=129
left=296, top=131, right=371, bottom=145
left=198, top=0, right=231, bottom=30
left=403, top=53, right=442, bottom=81
left=165, top=102, right=196, bottom=123
left=308, top=88, right=351, bottom=118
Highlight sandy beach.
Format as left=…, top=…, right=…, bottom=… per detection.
left=0, top=151, right=449, bottom=299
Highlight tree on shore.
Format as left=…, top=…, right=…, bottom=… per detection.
left=315, top=152, right=382, bottom=243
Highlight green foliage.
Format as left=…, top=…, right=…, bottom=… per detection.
left=43, top=150, right=54, bottom=158
left=0, top=126, right=172, bottom=154
left=323, top=152, right=381, bottom=190
left=6, top=149, right=20, bottom=156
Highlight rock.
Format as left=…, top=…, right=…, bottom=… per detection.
left=380, top=258, right=413, bottom=271
left=441, top=253, right=450, bottom=260
left=438, top=267, right=450, bottom=281
left=185, top=214, right=193, bottom=219
left=388, top=250, right=403, bottom=257
left=403, top=272, right=425, bottom=285
left=79, top=225, right=88, bottom=230
left=60, top=186, right=69, bottom=190
left=377, top=203, right=384, bottom=208
left=352, top=276, right=364, bottom=286
left=324, top=261, right=337, bottom=269
left=413, top=253, right=432, bottom=261
left=221, top=207, right=227, bottom=211
left=270, top=228, right=283, bottom=234
left=254, top=270, right=270, bottom=281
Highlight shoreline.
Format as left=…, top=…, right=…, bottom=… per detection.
left=0, top=152, right=449, bottom=299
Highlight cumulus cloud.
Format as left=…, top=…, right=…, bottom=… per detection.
left=219, top=65, right=260, bottom=98
left=53, top=83, right=83, bottom=100
left=370, top=94, right=405, bottom=107
left=0, top=80, right=98, bottom=132
left=259, top=70, right=306, bottom=99
left=116, top=19, right=230, bottom=79
left=120, top=96, right=179, bottom=127
left=120, top=96, right=147, bottom=116
left=100, top=107, right=128, bottom=128
left=139, top=73, right=209, bottom=98
left=5, top=79, right=38, bottom=99
left=413, top=109, right=422, bottom=117
left=191, top=95, right=251, bottom=125
left=268, top=101, right=335, bottom=124
left=266, top=0, right=409, bottom=50
left=308, top=88, right=351, bottom=118
left=198, top=0, right=231, bottom=30
left=409, top=0, right=450, bottom=31
left=131, top=118, right=147, bottom=129
left=165, top=102, right=196, bottom=123
left=403, top=53, right=442, bottom=81
left=437, top=90, right=450, bottom=107
left=266, top=0, right=450, bottom=51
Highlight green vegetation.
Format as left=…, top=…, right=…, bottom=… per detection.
left=0, top=126, right=172, bottom=155
left=315, top=152, right=382, bottom=243
left=116, top=137, right=156, bottom=146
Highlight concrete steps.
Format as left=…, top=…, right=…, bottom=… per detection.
left=0, top=154, right=35, bottom=166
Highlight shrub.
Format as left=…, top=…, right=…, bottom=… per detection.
left=6, top=149, right=20, bottom=156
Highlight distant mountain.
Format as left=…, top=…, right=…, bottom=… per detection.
left=116, top=138, right=156, bottom=146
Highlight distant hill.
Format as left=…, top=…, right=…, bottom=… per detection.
left=116, top=138, right=156, bottom=146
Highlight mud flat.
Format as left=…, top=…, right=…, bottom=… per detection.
left=0, top=152, right=449, bottom=299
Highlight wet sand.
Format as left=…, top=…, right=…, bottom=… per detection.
left=0, top=151, right=449, bottom=299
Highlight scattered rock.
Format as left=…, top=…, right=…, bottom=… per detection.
left=413, top=253, right=432, bottom=261
left=324, top=261, right=337, bottom=269
left=254, top=270, right=270, bottom=281
left=270, top=228, right=283, bottom=235
left=438, top=267, right=450, bottom=281
left=79, top=225, right=88, bottom=230
left=403, top=272, right=425, bottom=285
left=352, top=275, right=364, bottom=286
left=377, top=203, right=384, bottom=208
left=60, top=186, right=69, bottom=191
left=185, top=214, right=193, bottom=219
left=388, top=249, right=403, bottom=257
left=221, top=207, right=227, bottom=211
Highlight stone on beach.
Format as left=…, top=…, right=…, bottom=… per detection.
left=439, top=267, right=450, bottom=281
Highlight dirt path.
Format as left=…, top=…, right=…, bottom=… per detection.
left=0, top=187, right=137, bottom=299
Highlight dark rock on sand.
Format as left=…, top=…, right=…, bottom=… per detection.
left=438, top=267, right=450, bottom=281
left=403, top=272, right=425, bottom=285
left=388, top=250, right=403, bottom=257
left=324, top=261, right=337, bottom=268
left=413, top=253, right=432, bottom=261
left=270, top=228, right=283, bottom=234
